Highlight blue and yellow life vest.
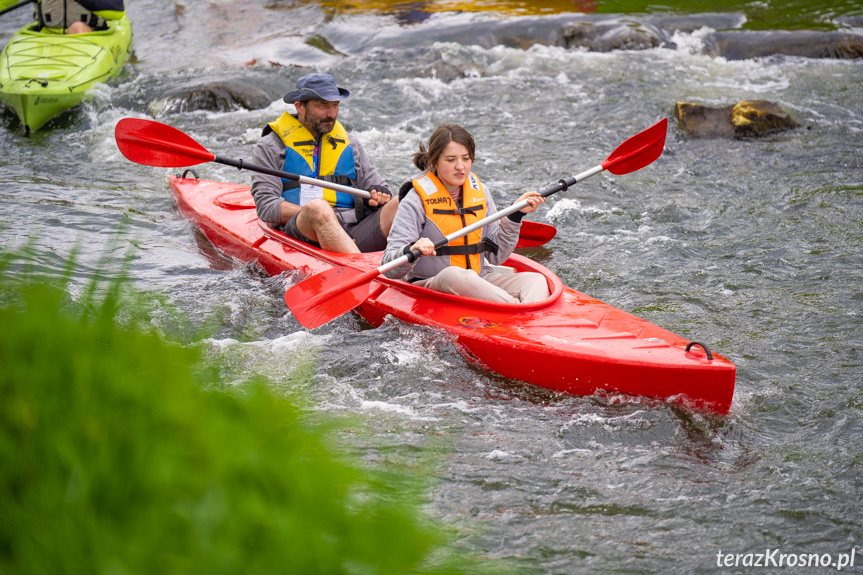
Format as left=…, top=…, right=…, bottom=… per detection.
left=266, top=112, right=357, bottom=211
left=412, top=171, right=496, bottom=272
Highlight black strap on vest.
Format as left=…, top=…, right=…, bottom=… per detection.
left=432, top=204, right=484, bottom=216
left=436, top=238, right=499, bottom=257
left=293, top=139, right=315, bottom=147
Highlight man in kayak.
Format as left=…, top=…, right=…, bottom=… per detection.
left=35, top=0, right=125, bottom=34
left=382, top=124, right=550, bottom=303
left=251, top=73, right=398, bottom=253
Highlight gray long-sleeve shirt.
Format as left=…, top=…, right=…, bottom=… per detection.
left=382, top=174, right=521, bottom=281
left=250, top=127, right=391, bottom=227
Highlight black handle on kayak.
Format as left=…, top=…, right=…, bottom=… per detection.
left=685, top=341, right=713, bottom=361
left=0, top=0, right=35, bottom=17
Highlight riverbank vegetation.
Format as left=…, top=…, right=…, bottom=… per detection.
left=0, top=252, right=509, bottom=575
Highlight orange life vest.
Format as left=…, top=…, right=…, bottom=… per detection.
left=411, top=171, right=490, bottom=272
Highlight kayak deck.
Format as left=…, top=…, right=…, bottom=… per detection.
left=169, top=176, right=736, bottom=413
left=0, top=17, right=133, bottom=133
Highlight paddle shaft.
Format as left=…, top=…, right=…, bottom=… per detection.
left=0, top=0, right=34, bottom=16
left=213, top=155, right=372, bottom=199
left=378, top=162, right=605, bottom=276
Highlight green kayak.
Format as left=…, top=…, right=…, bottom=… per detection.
left=0, top=15, right=132, bottom=134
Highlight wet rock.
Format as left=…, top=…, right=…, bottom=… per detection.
left=418, top=59, right=472, bottom=82
left=162, top=81, right=275, bottom=113
left=557, top=15, right=863, bottom=60
left=674, top=102, right=735, bottom=138
left=562, top=19, right=668, bottom=52
left=731, top=100, right=800, bottom=137
left=673, top=100, right=800, bottom=138
left=645, top=13, right=746, bottom=35
left=703, top=30, right=863, bottom=60
left=837, top=15, right=863, bottom=28
left=361, top=46, right=479, bottom=83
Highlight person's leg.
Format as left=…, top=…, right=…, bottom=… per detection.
left=377, top=197, right=400, bottom=237
left=344, top=198, right=400, bottom=252
left=345, top=210, right=386, bottom=252
left=67, top=22, right=92, bottom=34
left=295, top=199, right=359, bottom=253
left=416, top=267, right=516, bottom=303
left=484, top=271, right=551, bottom=303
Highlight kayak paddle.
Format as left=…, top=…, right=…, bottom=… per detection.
left=114, top=118, right=376, bottom=200
left=284, top=117, right=668, bottom=329
left=0, top=0, right=34, bottom=16
left=516, top=220, right=556, bottom=248
left=115, top=117, right=560, bottom=248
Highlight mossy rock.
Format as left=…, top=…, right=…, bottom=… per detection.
left=731, top=100, right=800, bottom=137
left=673, top=100, right=799, bottom=138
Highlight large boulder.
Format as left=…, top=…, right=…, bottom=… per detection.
left=161, top=81, right=275, bottom=113
left=673, top=100, right=800, bottom=138
left=703, top=30, right=863, bottom=60
left=562, top=19, right=667, bottom=52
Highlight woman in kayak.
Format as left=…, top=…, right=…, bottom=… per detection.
left=382, top=124, right=550, bottom=303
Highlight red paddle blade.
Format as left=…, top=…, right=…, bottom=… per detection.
left=602, top=117, right=668, bottom=175
left=516, top=221, right=557, bottom=248
left=115, top=118, right=215, bottom=168
left=284, top=266, right=378, bottom=329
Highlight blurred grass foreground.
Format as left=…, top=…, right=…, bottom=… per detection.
left=0, top=254, right=493, bottom=575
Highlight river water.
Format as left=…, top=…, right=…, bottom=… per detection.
left=2, top=1, right=863, bottom=572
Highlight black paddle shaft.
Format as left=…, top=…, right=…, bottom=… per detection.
left=214, top=155, right=301, bottom=182
left=540, top=176, right=579, bottom=199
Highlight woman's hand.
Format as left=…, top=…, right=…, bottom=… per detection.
left=517, top=191, right=545, bottom=214
left=409, top=237, right=436, bottom=256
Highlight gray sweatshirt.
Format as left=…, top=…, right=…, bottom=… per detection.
left=250, top=128, right=391, bottom=226
left=382, top=173, right=521, bottom=281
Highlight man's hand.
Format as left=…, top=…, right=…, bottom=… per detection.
left=368, top=188, right=392, bottom=207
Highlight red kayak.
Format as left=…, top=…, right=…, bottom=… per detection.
left=168, top=175, right=736, bottom=413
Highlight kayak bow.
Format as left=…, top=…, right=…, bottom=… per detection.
left=0, top=16, right=133, bottom=133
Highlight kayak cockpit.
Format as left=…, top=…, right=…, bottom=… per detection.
left=257, top=219, right=564, bottom=313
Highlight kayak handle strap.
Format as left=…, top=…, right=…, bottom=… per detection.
left=685, top=341, right=713, bottom=361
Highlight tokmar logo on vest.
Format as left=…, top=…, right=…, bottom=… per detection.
left=424, top=197, right=452, bottom=206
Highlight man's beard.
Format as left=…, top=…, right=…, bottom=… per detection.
left=308, top=117, right=335, bottom=137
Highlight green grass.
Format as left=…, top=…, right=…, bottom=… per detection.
left=0, top=254, right=507, bottom=575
